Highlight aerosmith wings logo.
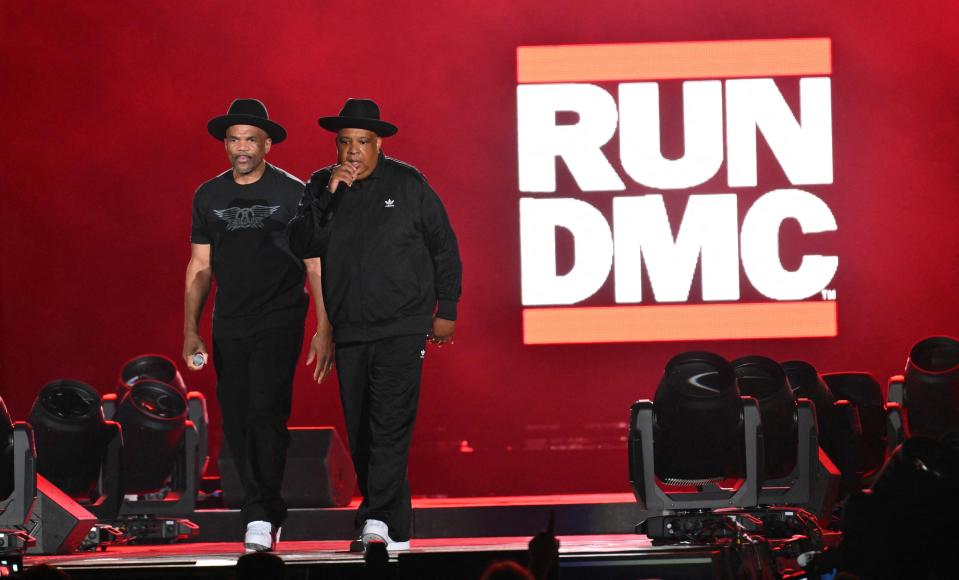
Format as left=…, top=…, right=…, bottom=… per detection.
left=213, top=205, right=280, bottom=231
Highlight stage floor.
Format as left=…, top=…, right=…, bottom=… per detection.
left=28, top=534, right=731, bottom=580
left=21, top=494, right=737, bottom=578
left=186, top=492, right=646, bottom=543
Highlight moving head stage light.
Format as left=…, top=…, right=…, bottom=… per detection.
left=629, top=351, right=762, bottom=516
left=888, top=335, right=959, bottom=447
left=733, top=357, right=839, bottom=523
left=115, top=354, right=208, bottom=475
left=114, top=380, right=187, bottom=495
left=783, top=360, right=863, bottom=499
left=118, top=354, right=186, bottom=395
left=93, top=377, right=202, bottom=544
left=0, top=397, right=37, bottom=555
left=733, top=357, right=797, bottom=480
left=821, top=372, right=888, bottom=485
left=630, top=352, right=838, bottom=546
left=101, top=354, right=205, bottom=542
left=28, top=380, right=122, bottom=519
left=107, top=379, right=200, bottom=519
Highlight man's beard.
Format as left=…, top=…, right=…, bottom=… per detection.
left=231, top=155, right=260, bottom=174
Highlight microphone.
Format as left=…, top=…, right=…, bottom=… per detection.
left=329, top=179, right=348, bottom=196
left=322, top=179, right=347, bottom=224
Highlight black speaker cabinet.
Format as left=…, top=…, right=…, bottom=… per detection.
left=219, top=427, right=355, bottom=508
left=25, top=475, right=96, bottom=555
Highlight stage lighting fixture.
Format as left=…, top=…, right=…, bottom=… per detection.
left=115, top=354, right=209, bottom=477
left=0, top=396, right=37, bottom=551
left=821, top=372, right=887, bottom=484
left=108, top=380, right=200, bottom=517
left=0, top=400, right=16, bottom=508
left=733, top=357, right=797, bottom=479
left=889, top=336, right=959, bottom=445
left=837, top=436, right=959, bottom=579
left=113, top=379, right=185, bottom=493
left=733, top=357, right=839, bottom=523
left=783, top=360, right=863, bottom=498
left=117, top=354, right=186, bottom=395
left=27, top=380, right=121, bottom=518
left=783, top=361, right=838, bottom=448
left=629, top=351, right=762, bottom=515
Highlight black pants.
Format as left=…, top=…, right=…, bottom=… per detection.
left=213, top=324, right=304, bottom=526
left=336, top=334, right=426, bottom=542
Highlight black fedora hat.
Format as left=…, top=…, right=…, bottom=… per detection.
left=208, top=98, right=287, bottom=144
left=318, top=98, right=398, bottom=137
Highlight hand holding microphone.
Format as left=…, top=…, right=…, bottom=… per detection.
left=327, top=163, right=359, bottom=193
left=183, top=333, right=208, bottom=371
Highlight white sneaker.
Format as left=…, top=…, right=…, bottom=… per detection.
left=244, top=520, right=280, bottom=552
left=360, top=519, right=411, bottom=551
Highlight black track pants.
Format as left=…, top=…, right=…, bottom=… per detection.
left=213, top=324, right=304, bottom=526
left=335, top=334, right=426, bottom=542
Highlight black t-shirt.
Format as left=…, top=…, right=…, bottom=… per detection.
left=191, top=164, right=308, bottom=338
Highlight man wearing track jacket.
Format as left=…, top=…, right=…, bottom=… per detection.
left=288, top=98, right=462, bottom=552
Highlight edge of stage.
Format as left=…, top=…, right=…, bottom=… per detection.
left=23, top=493, right=795, bottom=579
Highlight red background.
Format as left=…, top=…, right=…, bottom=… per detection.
left=2, top=1, right=957, bottom=496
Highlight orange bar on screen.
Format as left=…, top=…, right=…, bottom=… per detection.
left=522, top=301, right=838, bottom=344
left=517, top=38, right=831, bottom=83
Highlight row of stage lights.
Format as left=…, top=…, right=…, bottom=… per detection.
left=1, top=355, right=208, bottom=555
left=629, top=335, right=959, bottom=578
left=3, top=337, right=959, bottom=569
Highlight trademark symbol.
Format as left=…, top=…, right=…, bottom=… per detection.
left=821, top=288, right=837, bottom=300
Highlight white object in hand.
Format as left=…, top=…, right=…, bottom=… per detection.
left=192, top=353, right=208, bottom=368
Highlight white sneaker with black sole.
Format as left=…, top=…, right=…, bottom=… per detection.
left=244, top=520, right=280, bottom=553
left=349, top=519, right=410, bottom=552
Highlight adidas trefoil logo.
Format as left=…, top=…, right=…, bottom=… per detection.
left=384, top=198, right=396, bottom=208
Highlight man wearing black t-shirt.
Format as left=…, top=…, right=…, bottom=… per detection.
left=183, top=98, right=310, bottom=553
left=288, top=98, right=462, bottom=552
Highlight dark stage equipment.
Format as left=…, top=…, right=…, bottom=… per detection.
left=118, top=354, right=186, bottom=395
left=23, top=475, right=96, bottom=555
left=23, top=385, right=130, bottom=554
left=104, top=380, right=200, bottom=518
left=117, top=354, right=209, bottom=476
left=629, top=351, right=762, bottom=519
left=113, top=516, right=199, bottom=544
left=733, top=356, right=839, bottom=523
left=77, top=523, right=124, bottom=552
left=733, top=357, right=797, bottom=479
left=836, top=436, right=959, bottom=579
left=27, top=380, right=122, bottom=519
left=219, top=426, right=356, bottom=508
left=629, top=351, right=841, bottom=547
left=112, top=380, right=186, bottom=494
left=0, top=397, right=36, bottom=535
left=888, top=335, right=959, bottom=446
left=0, top=397, right=37, bottom=561
left=821, top=372, right=888, bottom=485
left=783, top=360, right=863, bottom=498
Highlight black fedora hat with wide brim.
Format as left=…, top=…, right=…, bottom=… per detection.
left=208, top=98, right=287, bottom=144
left=318, top=98, right=398, bottom=137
